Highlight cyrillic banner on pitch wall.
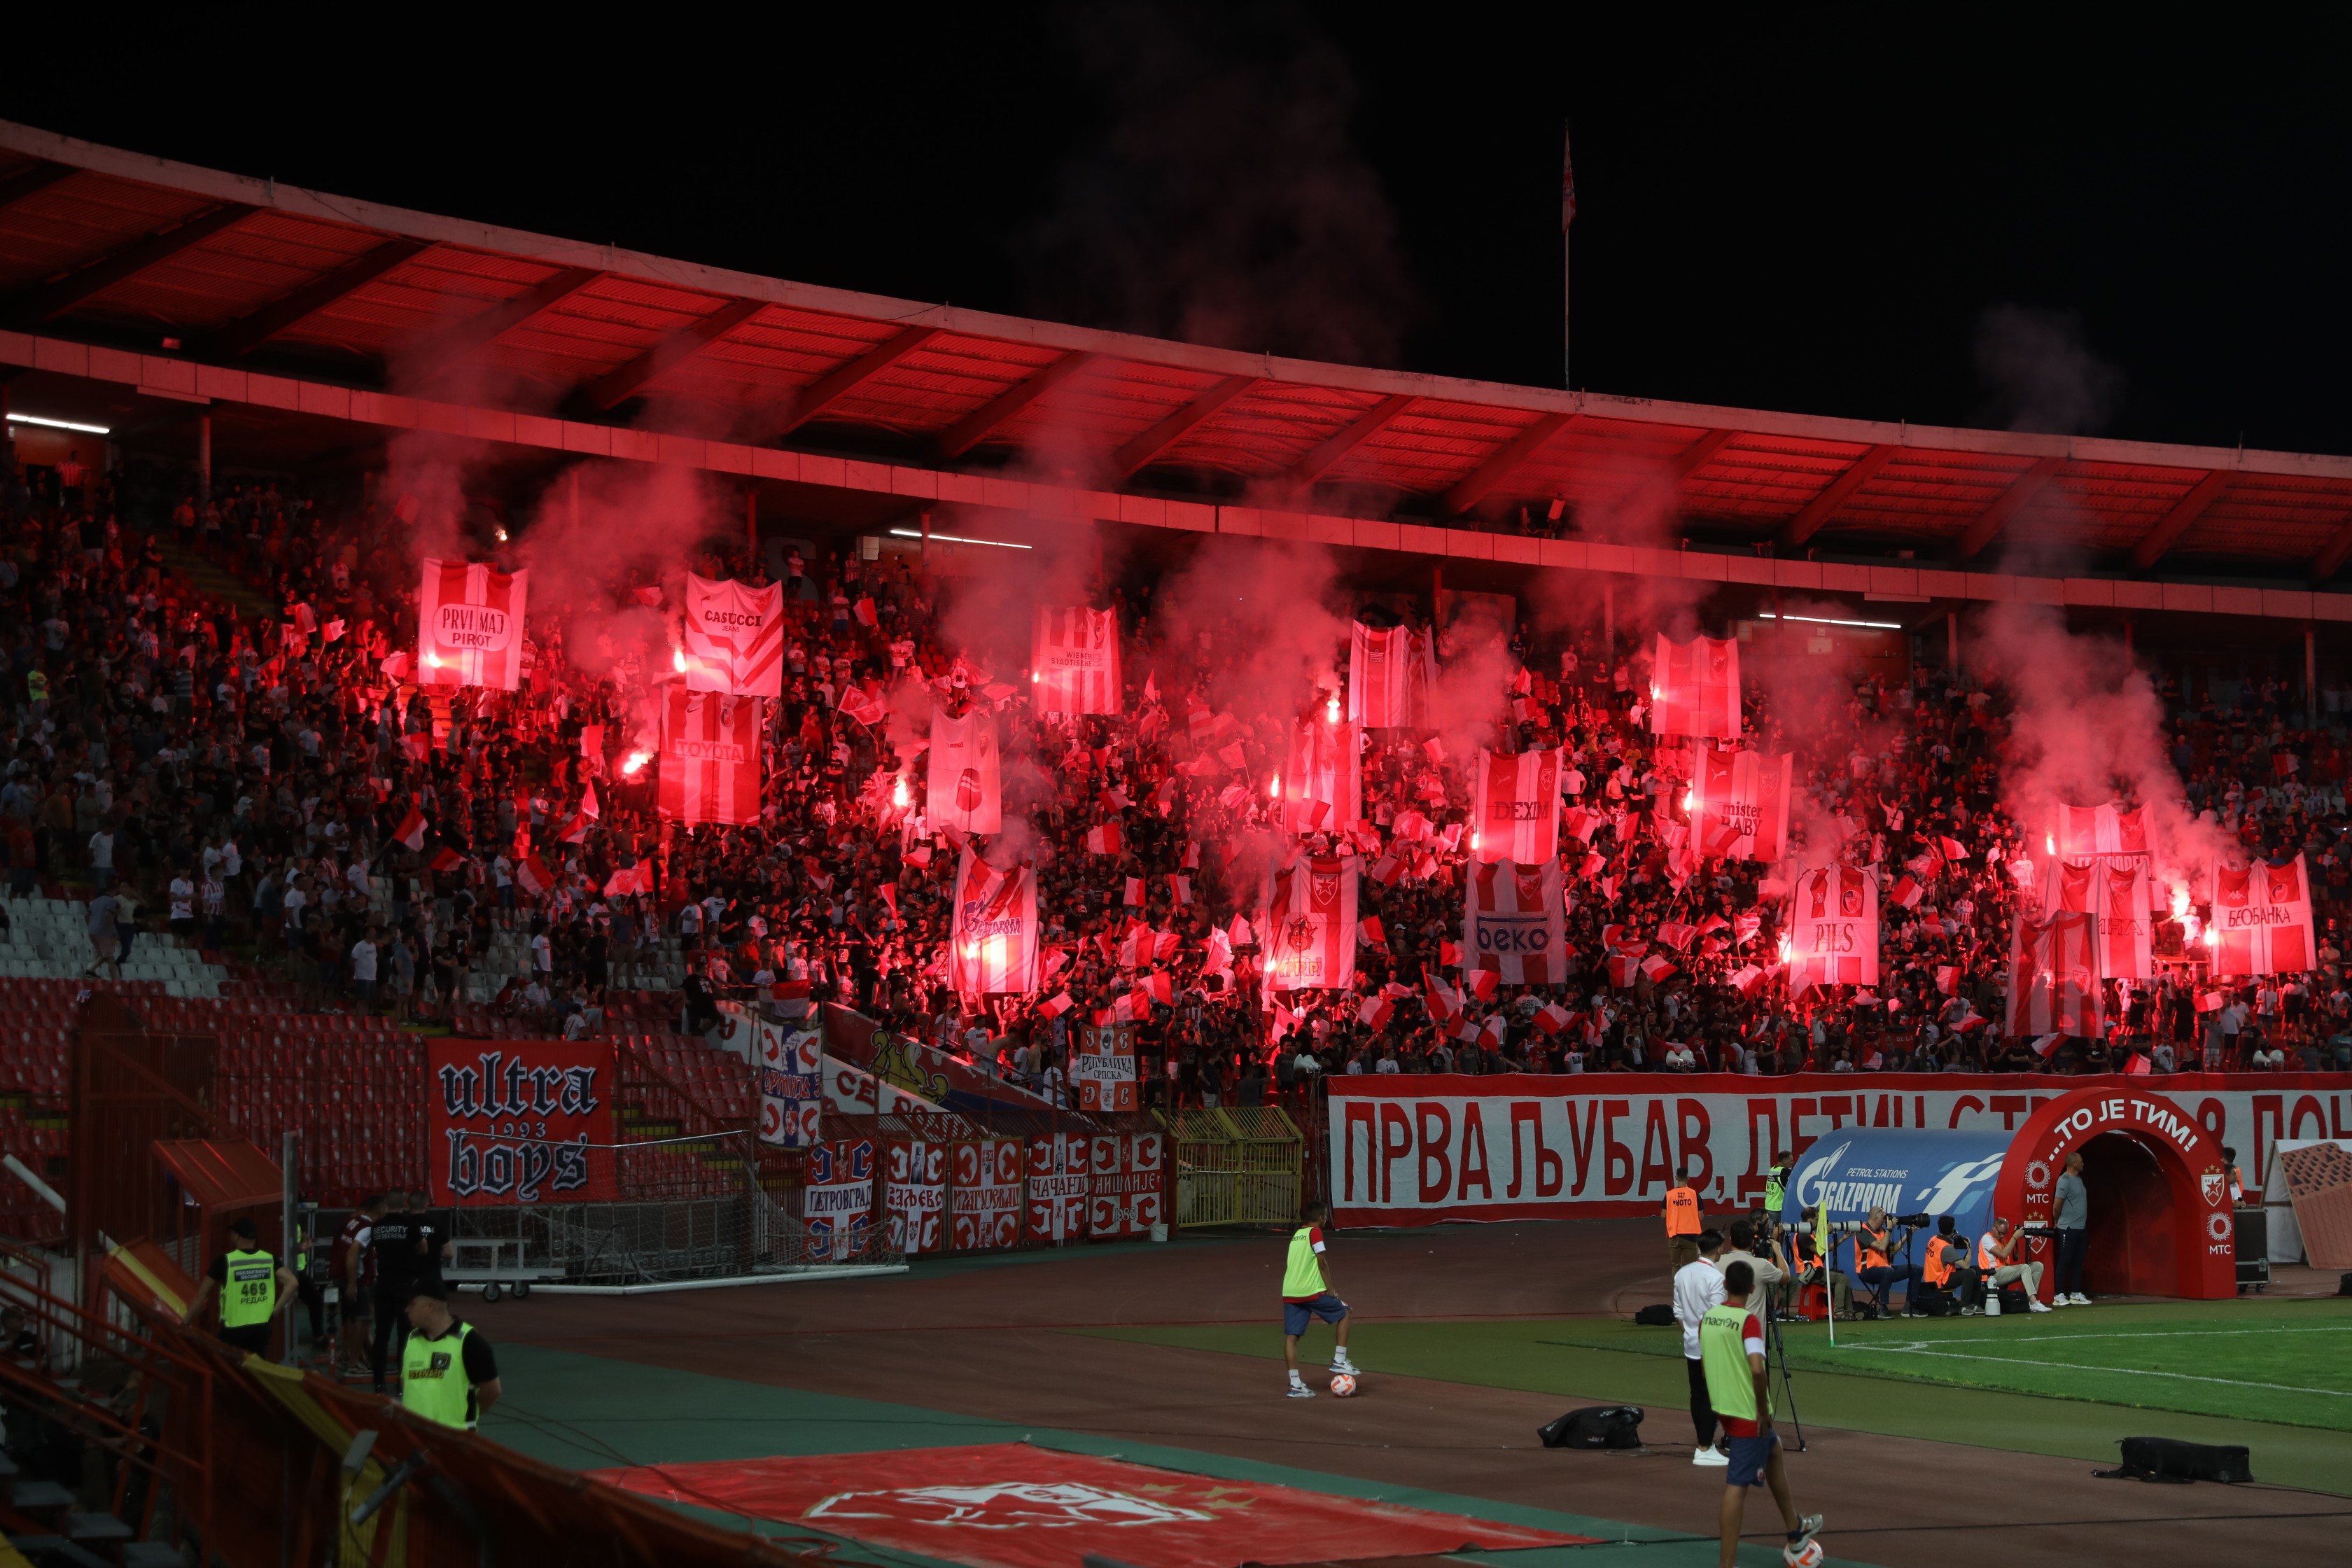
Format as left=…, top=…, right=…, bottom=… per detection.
left=886, top=1139, right=947, bottom=1255
left=805, top=1138, right=875, bottom=1261
left=1026, top=1132, right=1089, bottom=1242
left=951, top=1138, right=1023, bottom=1250
left=417, top=559, right=528, bottom=690
left=1088, top=1132, right=1163, bottom=1237
left=682, top=573, right=784, bottom=695
left=428, top=1039, right=616, bottom=1204
left=755, top=1021, right=822, bottom=1147
left=1326, top=1072, right=2352, bottom=1224
left=658, top=688, right=762, bottom=825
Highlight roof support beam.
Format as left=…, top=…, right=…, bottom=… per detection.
left=6, top=202, right=258, bottom=324
left=933, top=351, right=1095, bottom=459
left=1779, top=444, right=1900, bottom=549
left=0, top=162, right=78, bottom=214
left=1288, top=393, right=1415, bottom=485
left=2127, top=469, right=2232, bottom=571
left=1949, top=454, right=2066, bottom=563
left=581, top=297, right=766, bottom=411
left=2310, top=512, right=2352, bottom=582
left=776, top=325, right=941, bottom=436
left=200, top=238, right=432, bottom=359
left=1442, top=411, right=1581, bottom=515
left=400, top=266, right=602, bottom=383
left=1114, top=375, right=1258, bottom=477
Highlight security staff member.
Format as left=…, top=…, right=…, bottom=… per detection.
left=400, top=1282, right=502, bottom=1430
left=186, top=1215, right=298, bottom=1357
left=370, top=1188, right=451, bottom=1394
left=1665, top=1167, right=1704, bottom=1270
left=1761, top=1152, right=1793, bottom=1218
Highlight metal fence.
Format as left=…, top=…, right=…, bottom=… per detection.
left=1158, top=1106, right=1303, bottom=1228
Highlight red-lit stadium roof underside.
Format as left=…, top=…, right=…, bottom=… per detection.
left=6, top=118, right=2352, bottom=639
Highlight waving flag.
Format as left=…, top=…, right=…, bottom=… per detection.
left=950, top=846, right=1040, bottom=996
left=837, top=683, right=886, bottom=728
left=1285, top=717, right=1362, bottom=835
left=1348, top=622, right=1436, bottom=727
left=657, top=689, right=763, bottom=826
left=2096, top=860, right=2155, bottom=979
left=925, top=704, right=1002, bottom=834
left=1464, top=858, right=1565, bottom=986
left=2056, top=801, right=2150, bottom=858
left=2211, top=855, right=2314, bottom=976
left=416, top=559, right=528, bottom=690
left=682, top=573, right=784, bottom=695
left=1262, top=853, right=1357, bottom=993
left=514, top=851, right=555, bottom=897
left=393, top=806, right=428, bottom=851
left=1786, top=863, right=1878, bottom=995
left=1650, top=633, right=1740, bottom=739
left=1472, top=748, right=1560, bottom=864
left=2007, top=911, right=2103, bottom=1037
left=1033, top=606, right=1122, bottom=715
left=1693, top=747, right=1792, bottom=861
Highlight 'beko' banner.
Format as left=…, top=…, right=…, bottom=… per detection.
left=1326, top=1072, right=2352, bottom=1224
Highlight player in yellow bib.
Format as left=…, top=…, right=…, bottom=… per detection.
left=1700, top=1259, right=1821, bottom=1567
left=1282, top=1203, right=1358, bottom=1398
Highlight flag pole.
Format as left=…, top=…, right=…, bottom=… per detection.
left=1561, top=121, right=1575, bottom=389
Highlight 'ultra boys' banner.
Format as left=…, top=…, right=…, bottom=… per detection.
left=428, top=1038, right=617, bottom=1205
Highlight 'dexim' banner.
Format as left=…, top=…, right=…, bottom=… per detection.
left=1327, top=1072, right=2352, bottom=1224
left=428, top=1038, right=619, bottom=1205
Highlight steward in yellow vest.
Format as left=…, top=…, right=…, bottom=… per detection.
left=187, top=1215, right=298, bottom=1357
left=400, top=1282, right=502, bottom=1430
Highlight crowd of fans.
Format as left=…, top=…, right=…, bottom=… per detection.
left=5, top=438, right=2351, bottom=1125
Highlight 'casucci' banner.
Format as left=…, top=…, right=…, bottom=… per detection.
left=1327, top=1071, right=2352, bottom=1224
left=428, top=1038, right=618, bottom=1205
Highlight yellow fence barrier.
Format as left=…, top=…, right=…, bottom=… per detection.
left=1155, top=1107, right=1303, bottom=1228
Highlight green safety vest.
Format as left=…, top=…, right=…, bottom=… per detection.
left=220, top=1249, right=278, bottom=1329
left=1699, top=1301, right=1770, bottom=1426
left=1763, top=1170, right=1786, bottom=1215
left=1282, top=1227, right=1326, bottom=1299
left=401, top=1322, right=478, bottom=1429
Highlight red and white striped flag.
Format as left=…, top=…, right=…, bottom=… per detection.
left=1285, top=716, right=1362, bottom=835
left=1464, top=858, right=1564, bottom=985
left=1037, top=992, right=1074, bottom=1020
left=1938, top=836, right=1968, bottom=862
left=1935, top=965, right=1961, bottom=995
left=657, top=688, right=763, bottom=826
left=1124, top=876, right=1146, bottom=906
left=1786, top=864, right=1878, bottom=995
left=429, top=846, right=465, bottom=874
left=1085, top=820, right=1124, bottom=856
left=1730, top=964, right=1768, bottom=998
left=514, top=851, right=555, bottom=897
left=1889, top=876, right=1923, bottom=909
left=2006, top=911, right=2102, bottom=1037
left=602, top=863, right=651, bottom=897
left=393, top=806, right=428, bottom=850
left=1640, top=955, right=1677, bottom=985
left=950, top=846, right=1040, bottom=996
left=1348, top=622, right=1435, bottom=727
left=2096, top=860, right=2154, bottom=980
left=682, top=573, right=783, bottom=696
left=1532, top=1000, right=1572, bottom=1035
left=1170, top=874, right=1191, bottom=905
left=1032, top=606, right=1122, bottom=715
left=1422, top=969, right=1464, bottom=1024
left=1649, top=633, right=1740, bottom=740
left=2056, top=802, right=2149, bottom=857
left=838, top=683, right=886, bottom=728
left=1471, top=748, right=1560, bottom=864
left=1357, top=916, right=1386, bottom=948
left=1262, top=853, right=1357, bottom=993
left=1692, top=747, right=1791, bottom=861
left=853, top=596, right=878, bottom=629
left=416, top=559, right=528, bottom=690
left=2211, top=855, right=2314, bottom=976
left=1357, top=995, right=1394, bottom=1030
left=1466, top=968, right=1500, bottom=1001
left=927, top=704, right=1002, bottom=834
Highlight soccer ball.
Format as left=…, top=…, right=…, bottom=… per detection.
left=1782, top=1541, right=1823, bottom=1567
left=1328, top=1373, right=1359, bottom=1397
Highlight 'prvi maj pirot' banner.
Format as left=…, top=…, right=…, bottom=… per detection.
left=428, top=1038, right=617, bottom=1205
left=1327, top=1072, right=2352, bottom=1225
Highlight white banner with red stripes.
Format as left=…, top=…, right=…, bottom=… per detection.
left=657, top=688, right=762, bottom=825
left=2049, top=858, right=2156, bottom=980
left=2213, top=855, right=2314, bottom=976
left=417, top=559, right=528, bottom=690
left=2006, top=910, right=2103, bottom=1036
left=1693, top=747, right=1791, bottom=862
left=1786, top=864, right=1878, bottom=994
left=1471, top=748, right=1560, bottom=864
left=682, top=573, right=784, bottom=696
left=1650, top=633, right=1740, bottom=740
left=1348, top=622, right=1435, bottom=727
left=2057, top=800, right=2150, bottom=857
left=1464, top=858, right=1565, bottom=986
left=1263, top=852, right=1358, bottom=992
left=926, top=704, right=1002, bottom=834
left=1032, top=606, right=1122, bottom=715
left=950, top=845, right=1040, bottom=996
left=1284, top=718, right=1362, bottom=834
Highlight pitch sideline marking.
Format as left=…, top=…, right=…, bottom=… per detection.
left=1843, top=1340, right=2352, bottom=1398
left=1851, top=1325, right=2352, bottom=1348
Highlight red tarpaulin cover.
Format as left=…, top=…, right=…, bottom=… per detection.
left=592, top=1443, right=1588, bottom=1568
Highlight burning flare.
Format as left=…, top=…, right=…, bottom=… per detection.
left=1268, top=774, right=1282, bottom=800
left=1325, top=693, right=1340, bottom=724
left=673, top=647, right=688, bottom=674
left=620, top=750, right=652, bottom=777
left=891, top=774, right=909, bottom=809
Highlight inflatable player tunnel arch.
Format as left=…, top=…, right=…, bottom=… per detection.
left=1779, top=1084, right=2234, bottom=1302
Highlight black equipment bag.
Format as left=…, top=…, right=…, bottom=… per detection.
left=1538, top=1405, right=1646, bottom=1450
left=2096, top=1436, right=2253, bottom=1484
left=1910, top=1287, right=1957, bottom=1317
left=1632, top=1303, right=1676, bottom=1326
left=1998, top=1281, right=2033, bottom=1314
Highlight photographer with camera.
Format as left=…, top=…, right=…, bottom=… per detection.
left=1719, top=1217, right=1786, bottom=1320
left=1977, top=1217, right=2054, bottom=1312
left=1921, top=1216, right=1979, bottom=1314
left=1787, top=1215, right=1853, bottom=1317
left=1852, top=1207, right=1929, bottom=1317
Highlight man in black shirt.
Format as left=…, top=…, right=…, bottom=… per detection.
left=368, top=1188, right=449, bottom=1393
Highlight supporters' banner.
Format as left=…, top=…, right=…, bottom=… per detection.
left=416, top=559, right=528, bottom=690
left=1026, top=1132, right=1090, bottom=1242
left=2057, top=801, right=2150, bottom=858
left=1032, top=606, right=1122, bottom=715
left=1650, top=633, right=1740, bottom=739
left=821, top=1054, right=939, bottom=1116
left=1348, top=622, right=1435, bottom=727
left=1472, top=748, right=1560, bottom=864
left=682, top=573, right=783, bottom=696
left=1693, top=748, right=1792, bottom=862
left=949, top=1138, right=1023, bottom=1251
left=1088, top=1132, right=1164, bottom=1238
left=657, top=688, right=762, bottom=825
left=822, top=1004, right=1056, bottom=1114
left=428, top=1039, right=616, bottom=1205
left=950, top=846, right=1040, bottom=996
left=1284, top=718, right=1362, bottom=834
left=885, top=1139, right=947, bottom=1255
left=926, top=705, right=1002, bottom=834
left=755, top=1022, right=822, bottom=1147
left=2213, top=855, right=2314, bottom=976
left=1786, top=864, right=1877, bottom=994
left=1464, top=858, right=1565, bottom=986
left=1263, top=853, right=1358, bottom=993
left=1072, top=1026, right=1138, bottom=1112
left=2097, top=860, right=2155, bottom=980
left=805, top=1138, right=874, bottom=1262
left=2006, top=911, right=2103, bottom=1037
left=1324, top=1072, right=2352, bottom=1224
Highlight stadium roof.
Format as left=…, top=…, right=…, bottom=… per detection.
left=4, top=118, right=2351, bottom=586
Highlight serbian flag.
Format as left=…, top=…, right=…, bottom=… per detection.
left=1692, top=747, right=1792, bottom=862
left=838, top=683, right=886, bottom=728
left=393, top=806, right=428, bottom=851
left=657, top=689, right=763, bottom=826
left=1032, top=606, right=1122, bottom=715
left=1464, top=858, right=1564, bottom=985
left=514, top=851, right=555, bottom=897
left=1348, top=622, right=1435, bottom=727
left=1285, top=716, right=1362, bottom=835
left=950, top=846, right=1040, bottom=996
left=1085, top=821, right=1124, bottom=856
left=682, top=573, right=783, bottom=696
left=416, top=559, right=528, bottom=690
left=926, top=704, right=1002, bottom=834
left=1786, top=863, right=1878, bottom=995
left=1650, top=633, right=1740, bottom=739
left=2007, top=911, right=2103, bottom=1037
left=2211, top=855, right=2314, bottom=976
left=1261, top=852, right=1357, bottom=992
left=1471, top=748, right=1560, bottom=864
left=2056, top=802, right=2150, bottom=858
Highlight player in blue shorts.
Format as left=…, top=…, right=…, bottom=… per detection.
left=1698, top=1259, right=1822, bottom=1567
left=1282, top=1203, right=1357, bottom=1398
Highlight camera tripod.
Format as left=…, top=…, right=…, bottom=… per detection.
left=1766, top=1283, right=1809, bottom=1452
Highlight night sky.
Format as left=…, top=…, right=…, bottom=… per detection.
left=13, top=13, right=2349, bottom=454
